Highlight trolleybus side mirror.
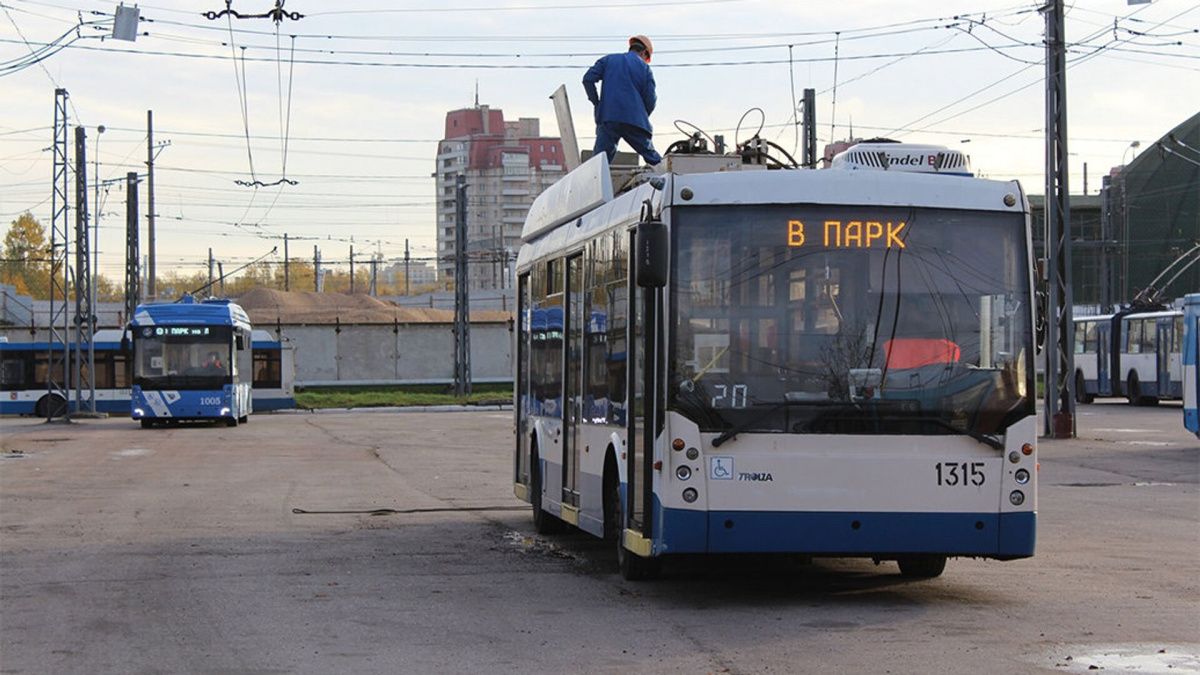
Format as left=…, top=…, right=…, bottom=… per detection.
left=120, top=330, right=130, bottom=354
left=1034, top=260, right=1047, bottom=350
left=636, top=219, right=668, bottom=289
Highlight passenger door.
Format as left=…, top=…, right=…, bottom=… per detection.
left=562, top=253, right=584, bottom=507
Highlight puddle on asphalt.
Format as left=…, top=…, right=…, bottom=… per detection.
left=110, top=448, right=153, bottom=459
left=1042, top=644, right=1200, bottom=673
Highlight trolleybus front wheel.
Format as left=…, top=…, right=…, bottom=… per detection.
left=139, top=419, right=154, bottom=429
left=530, top=444, right=564, bottom=535
left=1075, top=371, right=1094, bottom=404
left=897, top=554, right=947, bottom=578
left=611, top=483, right=661, bottom=581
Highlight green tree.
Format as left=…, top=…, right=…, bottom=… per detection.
left=1, top=212, right=51, bottom=298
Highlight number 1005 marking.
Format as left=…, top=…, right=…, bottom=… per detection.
left=935, top=462, right=985, bottom=487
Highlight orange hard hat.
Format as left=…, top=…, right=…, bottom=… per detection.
left=629, top=35, right=653, bottom=62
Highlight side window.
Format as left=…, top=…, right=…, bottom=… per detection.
left=1140, top=320, right=1155, bottom=353
left=1125, top=320, right=1141, bottom=353
left=1074, top=323, right=1086, bottom=354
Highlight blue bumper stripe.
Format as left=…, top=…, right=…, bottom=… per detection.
left=660, top=508, right=1035, bottom=558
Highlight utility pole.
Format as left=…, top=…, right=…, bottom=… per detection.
left=217, top=261, right=225, bottom=296
left=404, top=238, right=411, bottom=296
left=124, top=172, right=139, bottom=323
left=349, top=244, right=355, bottom=294
left=453, top=175, right=471, bottom=396
left=313, top=245, right=320, bottom=292
left=73, top=126, right=96, bottom=415
left=802, top=88, right=817, bottom=169
left=146, top=110, right=157, bottom=300
left=47, top=88, right=71, bottom=422
left=207, top=248, right=214, bottom=293
left=283, top=232, right=289, bottom=291
left=1043, top=0, right=1075, bottom=438
left=370, top=256, right=378, bottom=296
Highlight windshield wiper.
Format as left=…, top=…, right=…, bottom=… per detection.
left=872, top=414, right=1005, bottom=449
left=711, top=394, right=838, bottom=448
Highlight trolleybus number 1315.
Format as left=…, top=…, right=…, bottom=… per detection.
left=935, top=461, right=986, bottom=487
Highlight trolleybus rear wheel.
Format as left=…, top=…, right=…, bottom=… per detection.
left=897, top=554, right=947, bottom=578
left=1126, top=372, right=1157, bottom=406
left=34, top=393, right=67, bottom=419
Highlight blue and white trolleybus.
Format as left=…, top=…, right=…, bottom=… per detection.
left=129, top=296, right=254, bottom=427
left=514, top=142, right=1038, bottom=579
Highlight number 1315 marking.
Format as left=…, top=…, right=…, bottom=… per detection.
left=935, top=462, right=985, bottom=487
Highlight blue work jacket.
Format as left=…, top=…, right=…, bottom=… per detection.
left=582, top=51, right=657, bottom=132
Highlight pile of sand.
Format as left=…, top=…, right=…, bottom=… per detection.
left=236, top=287, right=511, bottom=325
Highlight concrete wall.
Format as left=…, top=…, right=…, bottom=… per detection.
left=272, top=322, right=513, bottom=386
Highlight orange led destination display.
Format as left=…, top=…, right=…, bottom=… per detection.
left=787, top=219, right=907, bottom=249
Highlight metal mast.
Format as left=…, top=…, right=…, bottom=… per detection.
left=453, top=175, right=471, bottom=396
left=124, top=172, right=140, bottom=323
left=46, top=88, right=71, bottom=421
left=73, top=126, right=96, bottom=414
left=1043, top=0, right=1075, bottom=438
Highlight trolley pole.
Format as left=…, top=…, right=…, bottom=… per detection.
left=1043, top=0, right=1075, bottom=438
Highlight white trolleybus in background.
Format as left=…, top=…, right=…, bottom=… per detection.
left=514, top=140, right=1038, bottom=579
left=1073, top=307, right=1185, bottom=405
left=1184, top=293, right=1199, bottom=437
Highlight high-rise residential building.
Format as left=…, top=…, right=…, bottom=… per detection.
left=435, top=104, right=565, bottom=290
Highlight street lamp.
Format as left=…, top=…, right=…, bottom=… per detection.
left=1122, top=140, right=1140, bottom=166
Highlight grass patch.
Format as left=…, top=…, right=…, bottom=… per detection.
left=295, top=383, right=512, bottom=409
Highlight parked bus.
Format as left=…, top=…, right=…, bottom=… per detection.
left=129, top=297, right=254, bottom=427
left=514, top=144, right=1038, bottom=580
left=1184, top=294, right=1199, bottom=437
left=0, top=329, right=131, bottom=416
left=1073, top=307, right=1184, bottom=405
left=1, top=329, right=294, bottom=418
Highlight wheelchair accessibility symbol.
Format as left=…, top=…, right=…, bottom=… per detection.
left=710, top=456, right=734, bottom=480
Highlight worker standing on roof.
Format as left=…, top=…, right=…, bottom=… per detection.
left=583, top=35, right=662, bottom=167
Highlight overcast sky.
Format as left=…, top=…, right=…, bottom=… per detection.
left=1, top=0, right=1197, bottom=282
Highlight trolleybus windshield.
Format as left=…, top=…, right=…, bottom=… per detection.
left=670, top=204, right=1034, bottom=439
left=134, top=324, right=233, bottom=389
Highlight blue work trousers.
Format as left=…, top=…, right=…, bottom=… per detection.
left=594, top=121, right=662, bottom=166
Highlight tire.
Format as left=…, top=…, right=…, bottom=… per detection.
left=1126, top=373, right=1156, bottom=406
left=140, top=419, right=154, bottom=429
left=897, top=554, right=947, bottom=579
left=530, top=445, right=564, bottom=535
left=1075, top=372, right=1094, bottom=404
left=34, top=394, right=67, bottom=419
left=612, top=480, right=661, bottom=581
left=239, top=415, right=249, bottom=424
left=226, top=416, right=239, bottom=427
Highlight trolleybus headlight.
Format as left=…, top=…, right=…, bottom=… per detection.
left=676, top=466, right=691, bottom=481
left=1008, top=451, right=1021, bottom=464
left=1015, top=469, right=1030, bottom=485
left=686, top=447, right=699, bottom=460
left=672, top=438, right=685, bottom=451
left=1009, top=490, right=1025, bottom=506
left=1021, top=443, right=1034, bottom=456
left=133, top=408, right=144, bottom=417
left=220, top=407, right=231, bottom=417
left=682, top=488, right=698, bottom=503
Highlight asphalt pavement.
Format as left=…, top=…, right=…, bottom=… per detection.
left=1, top=401, right=1196, bottom=674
